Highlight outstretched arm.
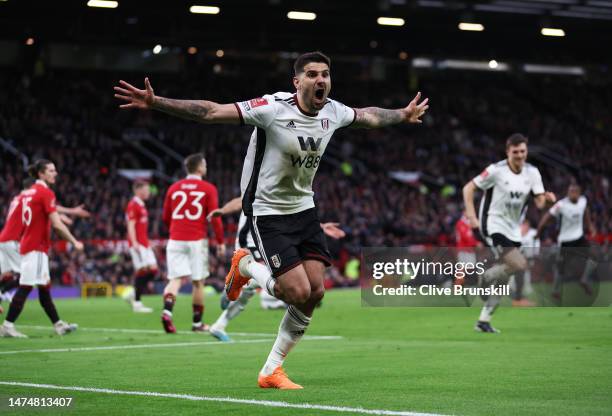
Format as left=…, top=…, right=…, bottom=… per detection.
left=114, top=78, right=240, bottom=124
left=352, top=92, right=429, bottom=129
left=206, top=196, right=242, bottom=221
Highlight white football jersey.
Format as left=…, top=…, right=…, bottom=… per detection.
left=549, top=196, right=587, bottom=243
left=473, top=160, right=545, bottom=242
left=236, top=92, right=356, bottom=216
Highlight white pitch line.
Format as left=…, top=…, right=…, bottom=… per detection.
left=0, top=381, right=449, bottom=416
left=0, top=336, right=343, bottom=355
left=18, top=325, right=277, bottom=337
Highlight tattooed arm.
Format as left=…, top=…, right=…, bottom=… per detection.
left=352, top=92, right=429, bottom=129
left=114, top=78, right=240, bottom=124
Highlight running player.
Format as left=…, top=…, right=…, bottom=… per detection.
left=124, top=181, right=157, bottom=313
left=0, top=160, right=84, bottom=338
left=206, top=196, right=345, bottom=342
left=160, top=153, right=225, bottom=333
left=536, top=183, right=597, bottom=297
left=463, top=134, right=556, bottom=333
left=114, top=51, right=428, bottom=388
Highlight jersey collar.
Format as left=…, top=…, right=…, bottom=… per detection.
left=186, top=174, right=201, bottom=180
left=294, top=94, right=318, bottom=117
left=133, top=196, right=145, bottom=206
left=35, top=179, right=49, bottom=188
left=506, top=159, right=523, bottom=175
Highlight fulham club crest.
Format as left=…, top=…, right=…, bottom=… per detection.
left=271, top=254, right=282, bottom=268
left=321, top=118, right=329, bottom=131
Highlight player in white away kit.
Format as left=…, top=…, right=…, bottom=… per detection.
left=463, top=134, right=556, bottom=333
left=536, top=183, right=597, bottom=298
left=114, top=51, right=428, bottom=388
left=160, top=153, right=225, bottom=333
left=206, top=196, right=345, bottom=342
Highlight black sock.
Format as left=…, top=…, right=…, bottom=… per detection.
left=6, top=285, right=33, bottom=323
left=163, top=293, right=175, bottom=314
left=38, top=285, right=60, bottom=324
left=134, top=274, right=145, bottom=301
left=512, top=271, right=525, bottom=300
left=193, top=304, right=204, bottom=325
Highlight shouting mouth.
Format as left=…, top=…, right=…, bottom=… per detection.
left=314, top=87, right=325, bottom=101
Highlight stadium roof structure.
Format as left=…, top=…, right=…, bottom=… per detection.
left=1, top=0, right=612, bottom=65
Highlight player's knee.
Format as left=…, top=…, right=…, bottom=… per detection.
left=285, top=284, right=311, bottom=305
left=309, top=285, right=325, bottom=303
left=509, top=257, right=528, bottom=273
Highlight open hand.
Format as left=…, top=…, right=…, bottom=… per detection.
left=402, top=92, right=429, bottom=124
left=114, top=78, right=155, bottom=110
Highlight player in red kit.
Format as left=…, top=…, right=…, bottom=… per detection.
left=160, top=153, right=225, bottom=333
left=0, top=160, right=84, bottom=338
left=123, top=181, right=157, bottom=313
left=0, top=179, right=89, bottom=314
left=454, top=212, right=481, bottom=285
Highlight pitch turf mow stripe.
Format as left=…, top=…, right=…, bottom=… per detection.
left=18, top=325, right=280, bottom=337
left=0, top=336, right=343, bottom=355
left=0, top=381, right=450, bottom=416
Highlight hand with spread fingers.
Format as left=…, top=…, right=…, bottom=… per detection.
left=114, top=78, right=156, bottom=110
left=402, top=92, right=429, bottom=124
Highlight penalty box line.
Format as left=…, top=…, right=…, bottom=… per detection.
left=0, top=381, right=449, bottom=416
left=0, top=336, right=343, bottom=355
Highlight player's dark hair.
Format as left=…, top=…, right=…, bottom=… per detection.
left=27, top=159, right=53, bottom=179
left=184, top=153, right=205, bottom=174
left=132, top=180, right=148, bottom=192
left=505, top=133, right=528, bottom=149
left=294, top=51, right=331, bottom=75
left=22, top=178, right=35, bottom=189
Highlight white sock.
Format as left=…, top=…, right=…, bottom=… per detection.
left=3, top=320, right=14, bottom=328
left=213, top=283, right=256, bottom=331
left=483, top=264, right=511, bottom=284
left=239, top=256, right=276, bottom=297
left=479, top=295, right=501, bottom=322
left=260, top=305, right=311, bottom=376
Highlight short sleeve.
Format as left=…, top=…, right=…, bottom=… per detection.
left=234, top=95, right=277, bottom=128
left=43, top=190, right=57, bottom=215
left=333, top=100, right=356, bottom=128
left=531, top=167, right=545, bottom=195
left=472, top=164, right=497, bottom=190
left=126, top=204, right=138, bottom=221
left=549, top=201, right=562, bottom=218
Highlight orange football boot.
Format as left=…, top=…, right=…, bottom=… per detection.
left=258, top=367, right=303, bottom=390
left=224, top=248, right=251, bottom=301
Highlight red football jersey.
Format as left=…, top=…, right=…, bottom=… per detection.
left=125, top=197, right=149, bottom=247
left=162, top=176, right=224, bottom=243
left=0, top=193, right=25, bottom=243
left=19, top=181, right=57, bottom=255
left=455, top=215, right=479, bottom=250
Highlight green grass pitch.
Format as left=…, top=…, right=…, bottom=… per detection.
left=0, top=289, right=611, bottom=415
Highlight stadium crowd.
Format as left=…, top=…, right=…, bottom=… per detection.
left=1, top=64, right=610, bottom=289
